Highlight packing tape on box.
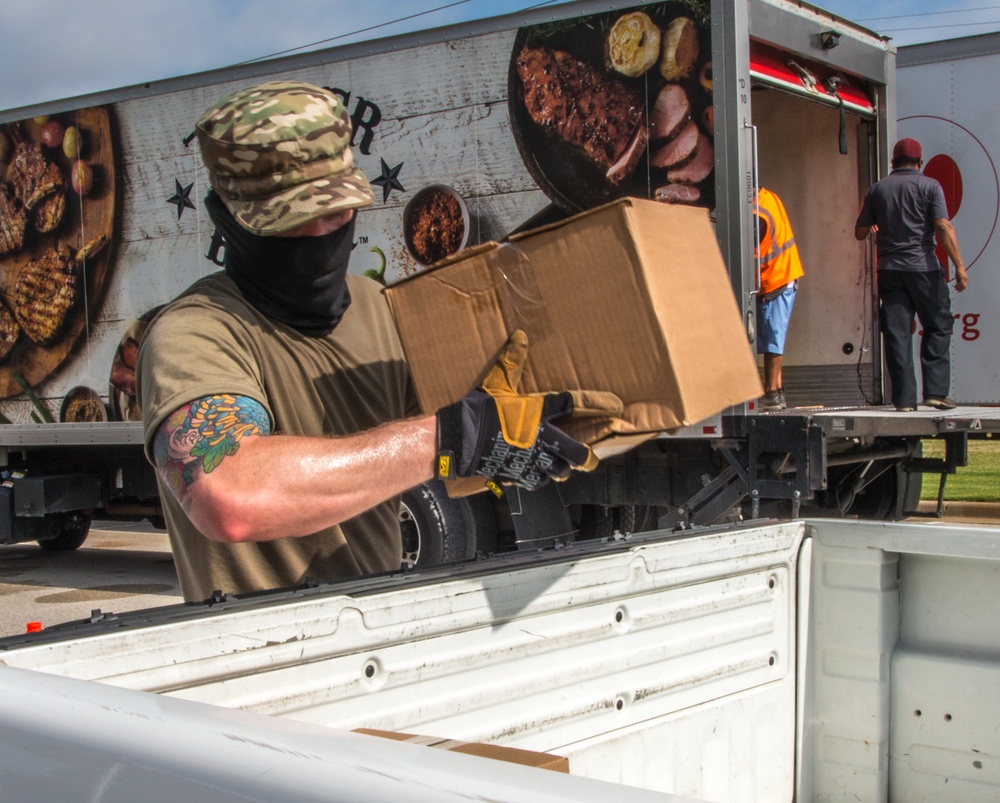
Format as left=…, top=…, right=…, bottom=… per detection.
left=492, top=243, right=552, bottom=341
left=408, top=242, right=551, bottom=340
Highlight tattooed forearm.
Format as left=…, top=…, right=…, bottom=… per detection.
left=153, top=394, right=271, bottom=497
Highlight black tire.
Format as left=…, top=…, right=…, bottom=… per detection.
left=818, top=458, right=906, bottom=522
left=578, top=505, right=659, bottom=540
left=400, top=480, right=498, bottom=567
left=37, top=512, right=93, bottom=551
left=845, top=463, right=896, bottom=521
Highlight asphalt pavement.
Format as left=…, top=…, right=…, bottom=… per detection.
left=0, top=522, right=182, bottom=638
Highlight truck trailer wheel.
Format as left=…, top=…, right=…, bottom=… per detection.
left=843, top=463, right=896, bottom=520
left=37, top=512, right=93, bottom=552
left=400, top=481, right=498, bottom=567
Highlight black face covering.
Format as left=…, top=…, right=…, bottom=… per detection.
left=205, top=190, right=355, bottom=337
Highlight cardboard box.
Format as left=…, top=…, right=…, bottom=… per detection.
left=354, top=728, right=569, bottom=772
left=385, top=198, right=762, bottom=452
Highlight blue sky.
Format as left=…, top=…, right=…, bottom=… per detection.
left=1, top=0, right=997, bottom=113
left=822, top=0, right=1000, bottom=40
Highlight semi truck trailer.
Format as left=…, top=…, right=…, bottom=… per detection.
left=0, top=0, right=995, bottom=563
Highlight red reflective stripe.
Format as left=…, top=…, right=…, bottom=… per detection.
left=749, top=42, right=874, bottom=113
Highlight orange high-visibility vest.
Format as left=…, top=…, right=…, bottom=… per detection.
left=755, top=188, right=804, bottom=295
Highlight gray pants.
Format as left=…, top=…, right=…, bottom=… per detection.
left=878, top=269, right=954, bottom=407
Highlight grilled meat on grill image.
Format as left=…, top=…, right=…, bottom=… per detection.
left=0, top=184, right=27, bottom=256
left=515, top=44, right=648, bottom=185
left=0, top=301, right=22, bottom=361
left=13, top=234, right=107, bottom=346
left=7, top=134, right=67, bottom=235
left=508, top=7, right=714, bottom=213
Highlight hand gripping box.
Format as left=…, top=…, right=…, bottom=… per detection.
left=384, top=198, right=762, bottom=454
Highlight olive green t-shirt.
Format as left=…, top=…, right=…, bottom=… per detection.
left=137, top=272, right=418, bottom=602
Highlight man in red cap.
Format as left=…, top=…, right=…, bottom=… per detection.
left=855, top=137, right=968, bottom=411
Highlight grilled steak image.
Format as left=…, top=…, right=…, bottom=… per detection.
left=7, top=139, right=67, bottom=235
left=0, top=184, right=27, bottom=255
left=14, top=248, right=81, bottom=345
left=13, top=234, right=106, bottom=346
left=25, top=160, right=68, bottom=234
left=516, top=44, right=647, bottom=184
left=0, top=301, right=22, bottom=361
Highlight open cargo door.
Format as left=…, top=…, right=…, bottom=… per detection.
left=749, top=41, right=881, bottom=407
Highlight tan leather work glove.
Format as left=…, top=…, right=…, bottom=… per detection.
left=436, top=330, right=622, bottom=490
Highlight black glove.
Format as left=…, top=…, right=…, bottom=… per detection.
left=435, top=330, right=619, bottom=491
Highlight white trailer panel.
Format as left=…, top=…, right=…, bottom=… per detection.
left=898, top=33, right=1000, bottom=403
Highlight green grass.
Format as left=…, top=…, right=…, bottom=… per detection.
left=921, top=437, right=1000, bottom=502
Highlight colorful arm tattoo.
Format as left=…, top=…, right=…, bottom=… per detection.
left=153, top=394, right=271, bottom=498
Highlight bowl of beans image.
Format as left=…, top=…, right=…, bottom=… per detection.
left=403, top=184, right=470, bottom=266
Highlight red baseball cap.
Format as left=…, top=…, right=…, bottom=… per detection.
left=892, top=137, right=923, bottom=161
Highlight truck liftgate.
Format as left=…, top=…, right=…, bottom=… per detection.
left=551, top=406, right=1000, bottom=543
left=676, top=405, right=1000, bottom=526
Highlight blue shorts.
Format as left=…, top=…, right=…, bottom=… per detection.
left=756, top=281, right=797, bottom=355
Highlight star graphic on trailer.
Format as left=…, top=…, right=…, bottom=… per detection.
left=166, top=179, right=196, bottom=220
left=371, top=159, right=405, bottom=202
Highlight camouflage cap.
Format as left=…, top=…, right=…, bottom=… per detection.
left=195, top=81, right=374, bottom=235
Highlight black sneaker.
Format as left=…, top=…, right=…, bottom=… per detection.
left=923, top=396, right=957, bottom=410
left=759, top=390, right=786, bottom=411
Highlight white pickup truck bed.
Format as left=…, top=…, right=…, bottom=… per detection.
left=1, top=517, right=999, bottom=802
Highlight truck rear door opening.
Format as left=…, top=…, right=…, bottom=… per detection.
left=739, top=31, right=882, bottom=410
left=751, top=73, right=880, bottom=408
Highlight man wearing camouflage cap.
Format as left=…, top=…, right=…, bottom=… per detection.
left=137, top=81, right=602, bottom=603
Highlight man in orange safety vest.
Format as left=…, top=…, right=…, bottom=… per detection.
left=754, top=187, right=804, bottom=411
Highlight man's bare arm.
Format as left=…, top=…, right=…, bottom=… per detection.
left=934, top=217, right=969, bottom=291
left=152, top=394, right=437, bottom=543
